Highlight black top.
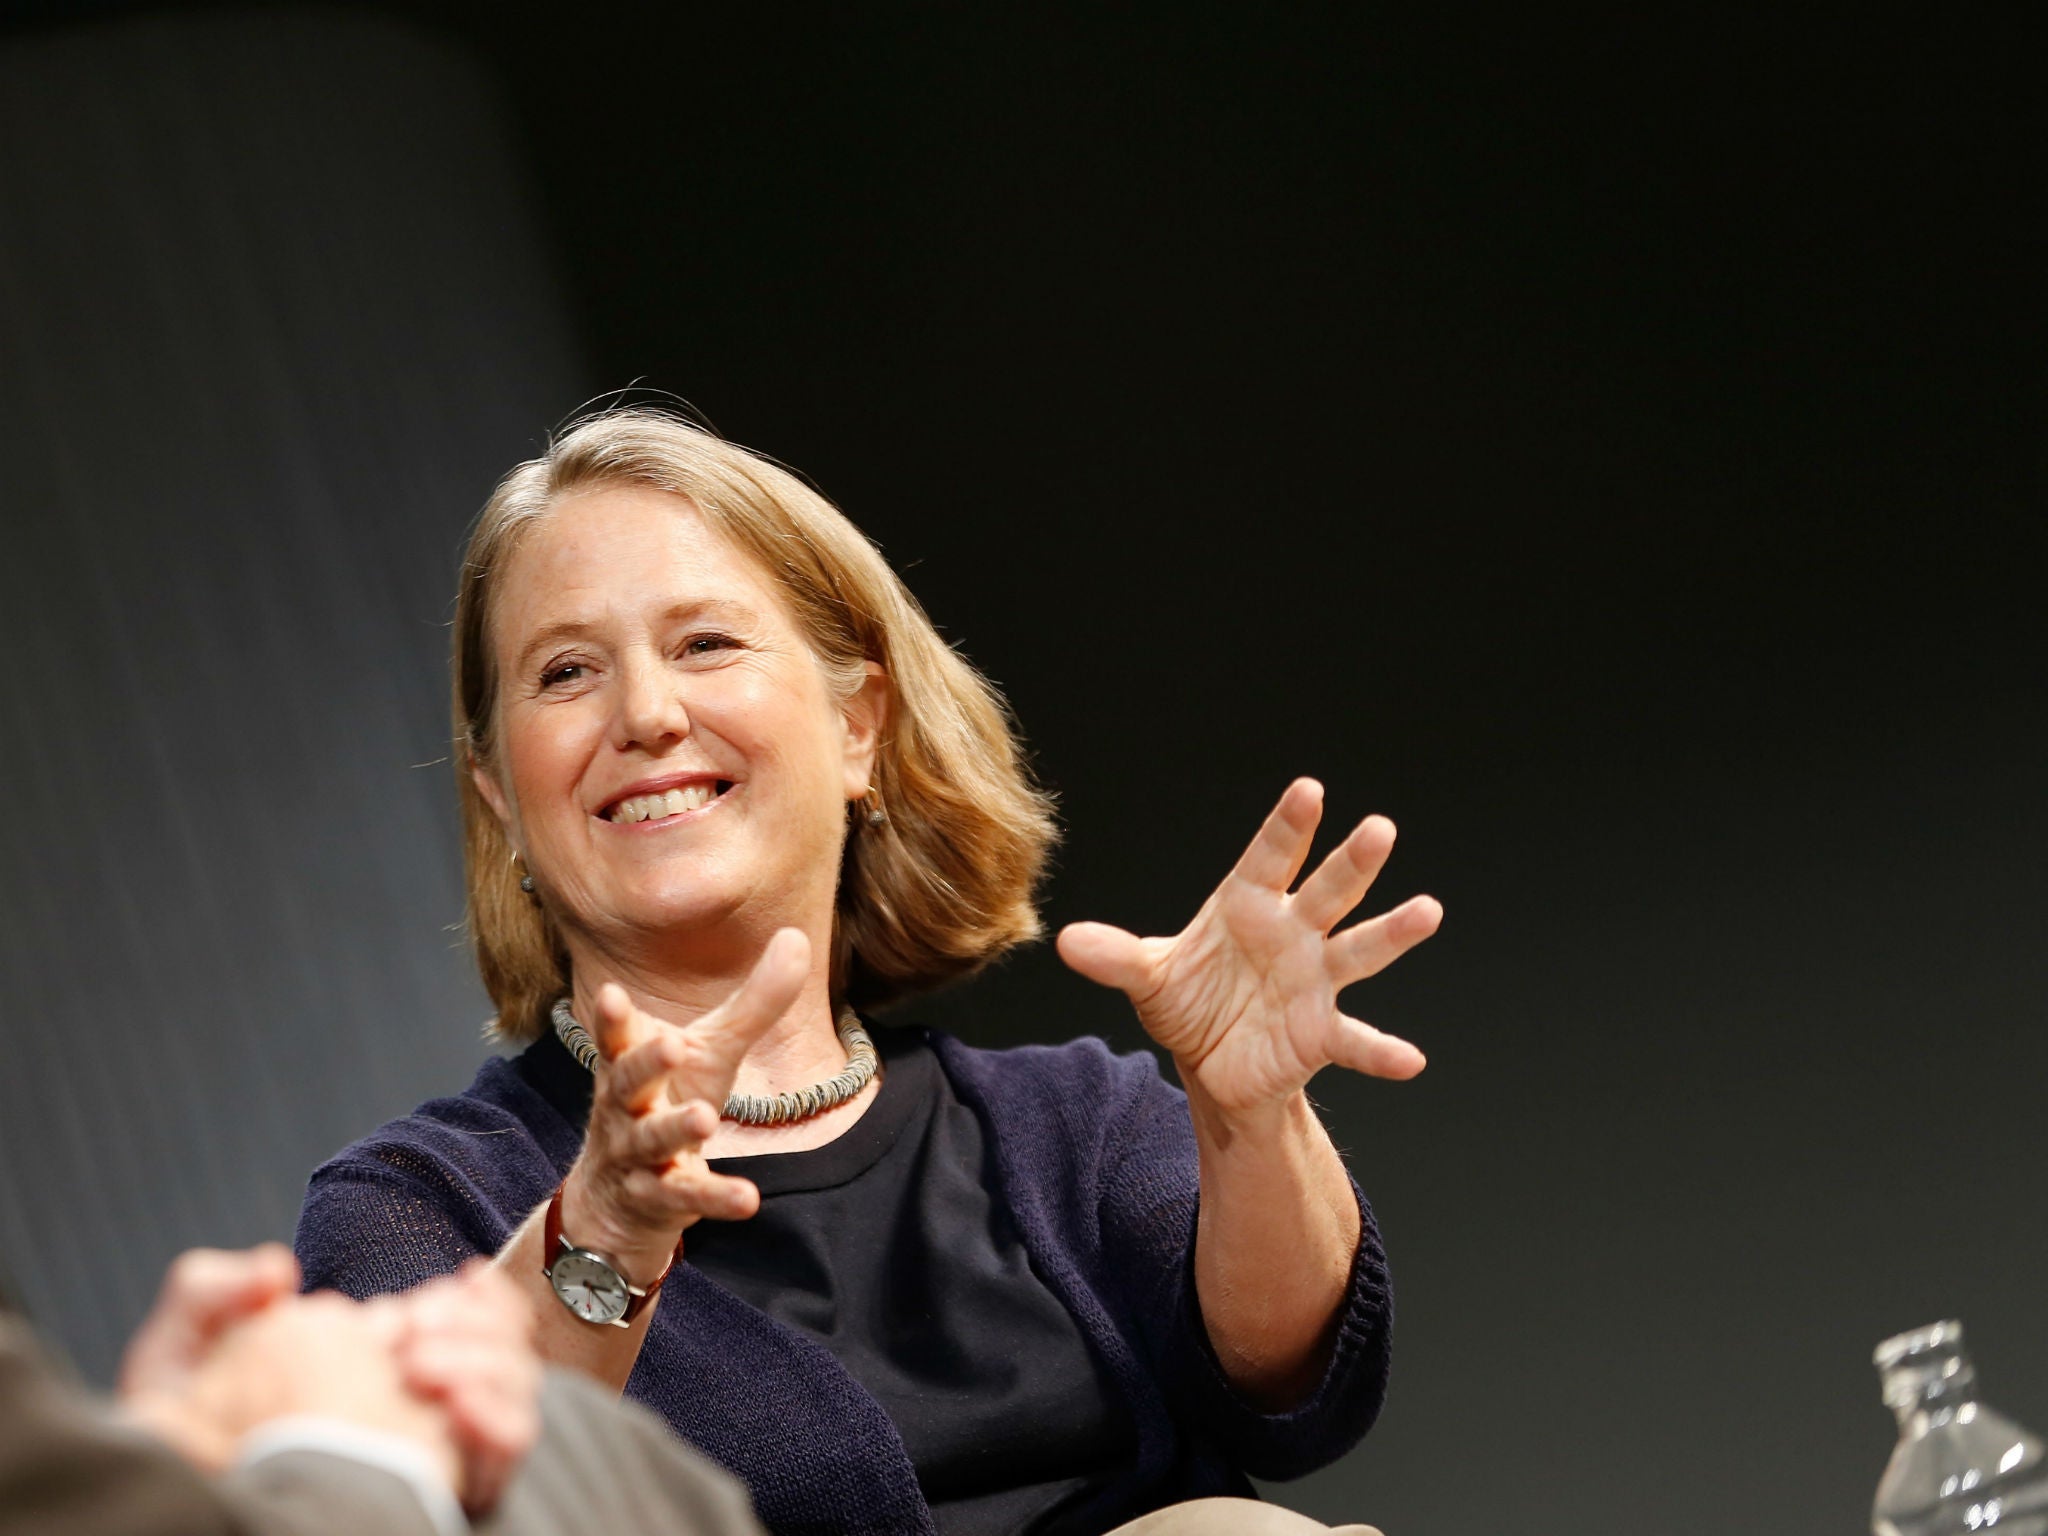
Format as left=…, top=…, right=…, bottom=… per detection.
left=516, top=1023, right=1136, bottom=1535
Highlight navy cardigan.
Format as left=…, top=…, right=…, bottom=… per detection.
left=295, top=1029, right=1393, bottom=1535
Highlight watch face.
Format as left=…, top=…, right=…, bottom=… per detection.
left=550, top=1250, right=630, bottom=1324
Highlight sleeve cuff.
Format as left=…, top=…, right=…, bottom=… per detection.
left=1168, top=1176, right=1394, bottom=1479
left=236, top=1416, right=467, bottom=1536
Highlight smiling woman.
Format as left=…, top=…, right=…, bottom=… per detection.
left=451, top=421, right=1055, bottom=1053
left=295, top=407, right=1429, bottom=1536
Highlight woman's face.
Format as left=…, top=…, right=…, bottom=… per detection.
left=474, top=485, right=884, bottom=955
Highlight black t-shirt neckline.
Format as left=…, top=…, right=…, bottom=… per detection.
left=512, top=1016, right=923, bottom=1195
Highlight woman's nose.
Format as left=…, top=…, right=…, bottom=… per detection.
left=613, top=655, right=690, bottom=749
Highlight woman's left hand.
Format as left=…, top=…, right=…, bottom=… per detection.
left=1058, top=778, right=1440, bottom=1117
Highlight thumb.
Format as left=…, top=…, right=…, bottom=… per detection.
left=700, top=927, right=810, bottom=1066
left=120, top=1245, right=300, bottom=1395
left=592, top=982, right=649, bottom=1064
left=1056, top=922, right=1155, bottom=997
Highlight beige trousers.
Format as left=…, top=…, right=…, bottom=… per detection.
left=1104, top=1496, right=1383, bottom=1535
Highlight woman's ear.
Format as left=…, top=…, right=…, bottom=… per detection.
left=841, top=663, right=892, bottom=798
left=470, top=753, right=517, bottom=836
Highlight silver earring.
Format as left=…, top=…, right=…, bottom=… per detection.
left=862, top=789, right=887, bottom=828
left=519, top=874, right=536, bottom=894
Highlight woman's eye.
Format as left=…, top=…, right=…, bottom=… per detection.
left=539, top=662, right=584, bottom=688
left=683, top=633, right=738, bottom=657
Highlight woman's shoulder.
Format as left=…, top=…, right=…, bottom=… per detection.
left=903, top=1024, right=1200, bottom=1253
left=297, top=1052, right=571, bottom=1297
left=911, top=1023, right=1184, bottom=1127
left=307, top=1050, right=573, bottom=1197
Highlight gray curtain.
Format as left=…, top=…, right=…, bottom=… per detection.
left=0, top=8, right=586, bottom=1380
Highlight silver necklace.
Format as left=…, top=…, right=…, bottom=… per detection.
left=549, top=996, right=879, bottom=1127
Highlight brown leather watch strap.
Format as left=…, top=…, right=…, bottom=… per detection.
left=543, top=1182, right=681, bottom=1324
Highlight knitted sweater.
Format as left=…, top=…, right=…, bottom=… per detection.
left=295, top=1029, right=1394, bottom=1536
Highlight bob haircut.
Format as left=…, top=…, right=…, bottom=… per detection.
left=453, top=407, right=1059, bottom=1041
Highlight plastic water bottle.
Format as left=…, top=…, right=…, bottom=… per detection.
left=1873, top=1321, right=2048, bottom=1535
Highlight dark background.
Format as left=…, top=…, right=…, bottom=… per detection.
left=2, top=4, right=2043, bottom=1533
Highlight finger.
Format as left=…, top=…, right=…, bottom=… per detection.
left=460, top=1434, right=532, bottom=1520
left=354, top=1294, right=407, bottom=1350
left=682, top=1168, right=762, bottom=1222
left=450, top=1353, right=541, bottom=1520
left=395, top=1343, right=540, bottom=1466
left=627, top=1162, right=761, bottom=1223
left=592, top=982, right=648, bottom=1064
left=399, top=1336, right=539, bottom=1416
left=1327, top=1014, right=1427, bottom=1080
left=1327, top=894, right=1443, bottom=987
left=1229, top=778, right=1324, bottom=892
left=462, top=1456, right=519, bottom=1522
left=161, top=1245, right=301, bottom=1327
left=1291, top=814, right=1396, bottom=933
left=677, top=1099, right=720, bottom=1143
left=1055, top=921, right=1157, bottom=998
left=397, top=1339, right=541, bottom=1502
left=607, top=1030, right=688, bottom=1116
left=118, top=1244, right=302, bottom=1393
left=663, top=1163, right=762, bottom=1222
left=621, top=1104, right=710, bottom=1166
left=682, top=928, right=810, bottom=1087
left=398, top=1335, right=524, bottom=1397
left=449, top=1261, right=535, bottom=1342
left=404, top=1264, right=531, bottom=1348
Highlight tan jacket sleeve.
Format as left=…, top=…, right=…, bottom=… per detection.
left=483, top=1369, right=766, bottom=1536
left=0, top=1313, right=437, bottom=1536
left=3, top=1314, right=763, bottom=1536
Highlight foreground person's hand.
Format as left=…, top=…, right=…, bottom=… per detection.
left=123, top=1286, right=459, bottom=1492
left=392, top=1259, right=543, bottom=1516
left=557, top=927, right=811, bottom=1280
left=1058, top=778, right=1440, bottom=1116
left=117, top=1244, right=303, bottom=1468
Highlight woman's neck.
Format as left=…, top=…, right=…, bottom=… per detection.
left=561, top=928, right=880, bottom=1157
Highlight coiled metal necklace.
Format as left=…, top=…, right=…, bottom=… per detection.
left=549, top=997, right=879, bottom=1127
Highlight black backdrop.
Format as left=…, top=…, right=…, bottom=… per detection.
left=3, top=4, right=2043, bottom=1533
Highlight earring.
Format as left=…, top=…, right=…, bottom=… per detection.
left=511, top=850, right=536, bottom=895
left=862, top=788, right=887, bottom=828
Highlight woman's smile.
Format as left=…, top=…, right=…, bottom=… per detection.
left=598, top=776, right=737, bottom=828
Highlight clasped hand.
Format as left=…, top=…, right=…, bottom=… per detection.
left=1058, top=779, right=1440, bottom=1117
left=118, top=1247, right=540, bottom=1516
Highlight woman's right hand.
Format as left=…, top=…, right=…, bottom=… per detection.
left=556, top=927, right=809, bottom=1280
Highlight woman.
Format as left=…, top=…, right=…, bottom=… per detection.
left=297, top=408, right=1440, bottom=1536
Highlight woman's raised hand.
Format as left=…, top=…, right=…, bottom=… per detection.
left=559, top=928, right=809, bottom=1274
left=1057, top=779, right=1440, bottom=1117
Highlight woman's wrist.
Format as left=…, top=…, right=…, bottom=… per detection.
left=1175, top=1062, right=1314, bottom=1146
left=557, top=1165, right=682, bottom=1283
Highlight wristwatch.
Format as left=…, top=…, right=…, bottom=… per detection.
left=542, top=1183, right=678, bottom=1327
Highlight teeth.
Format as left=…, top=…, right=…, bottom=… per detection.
left=608, top=783, right=718, bottom=823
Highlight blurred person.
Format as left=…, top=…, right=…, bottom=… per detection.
left=0, top=1244, right=764, bottom=1536
left=298, top=408, right=1431, bottom=1535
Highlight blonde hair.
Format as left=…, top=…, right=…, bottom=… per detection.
left=454, top=408, right=1058, bottom=1041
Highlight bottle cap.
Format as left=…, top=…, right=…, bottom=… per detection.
left=1875, top=1320, right=1975, bottom=1416
left=1875, top=1320, right=1964, bottom=1372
